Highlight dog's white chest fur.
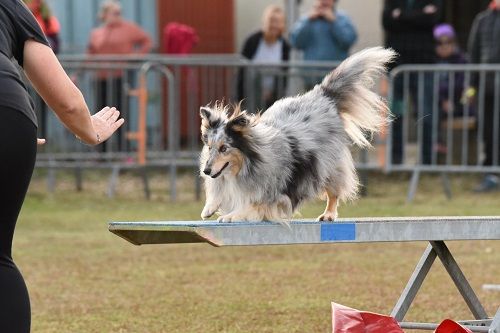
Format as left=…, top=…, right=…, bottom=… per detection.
left=217, top=176, right=249, bottom=214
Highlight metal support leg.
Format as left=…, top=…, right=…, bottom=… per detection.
left=141, top=167, right=150, bottom=200
left=107, top=165, right=121, bottom=198
left=391, top=244, right=437, bottom=321
left=195, top=174, right=201, bottom=201
left=393, top=241, right=489, bottom=326
left=47, top=167, right=56, bottom=193
left=490, top=308, right=500, bottom=333
left=407, top=169, right=420, bottom=202
left=359, top=150, right=369, bottom=197
left=75, top=167, right=83, bottom=192
left=430, top=241, right=488, bottom=320
left=440, top=172, right=452, bottom=199
left=169, top=164, right=177, bottom=201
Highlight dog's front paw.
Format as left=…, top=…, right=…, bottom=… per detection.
left=317, top=211, right=338, bottom=222
left=201, top=204, right=217, bottom=220
left=217, top=214, right=234, bottom=222
left=217, top=208, right=263, bottom=222
left=217, top=213, right=248, bottom=222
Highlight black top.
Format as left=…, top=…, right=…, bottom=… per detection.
left=240, top=31, right=290, bottom=61
left=236, top=31, right=290, bottom=104
left=468, top=8, right=500, bottom=64
left=382, top=0, right=442, bottom=69
left=468, top=8, right=500, bottom=93
left=0, top=0, right=50, bottom=126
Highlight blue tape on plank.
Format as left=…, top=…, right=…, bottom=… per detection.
left=320, top=223, right=356, bottom=241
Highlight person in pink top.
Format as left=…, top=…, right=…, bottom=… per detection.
left=88, top=0, right=152, bottom=56
left=87, top=0, right=152, bottom=151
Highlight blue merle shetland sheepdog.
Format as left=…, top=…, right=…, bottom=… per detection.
left=199, top=47, right=396, bottom=222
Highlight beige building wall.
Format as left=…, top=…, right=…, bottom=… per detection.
left=235, top=0, right=384, bottom=53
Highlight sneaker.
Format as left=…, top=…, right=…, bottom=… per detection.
left=473, top=175, right=499, bottom=193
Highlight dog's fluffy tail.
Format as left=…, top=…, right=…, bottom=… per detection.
left=321, top=47, right=397, bottom=147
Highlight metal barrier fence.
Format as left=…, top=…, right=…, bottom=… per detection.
left=33, top=55, right=500, bottom=200
left=35, top=55, right=358, bottom=199
left=387, top=64, right=500, bottom=200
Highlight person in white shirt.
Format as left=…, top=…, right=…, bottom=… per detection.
left=237, top=5, right=291, bottom=109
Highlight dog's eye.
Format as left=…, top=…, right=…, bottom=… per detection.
left=219, top=145, right=228, bottom=153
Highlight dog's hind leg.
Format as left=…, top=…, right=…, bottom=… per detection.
left=317, top=189, right=338, bottom=222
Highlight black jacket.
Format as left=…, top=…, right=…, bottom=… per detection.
left=468, top=8, right=500, bottom=64
left=468, top=7, right=500, bottom=92
left=382, top=0, right=442, bottom=68
left=236, top=31, right=290, bottom=108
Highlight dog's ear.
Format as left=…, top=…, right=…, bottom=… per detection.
left=200, top=106, right=213, bottom=120
left=227, top=113, right=250, bottom=131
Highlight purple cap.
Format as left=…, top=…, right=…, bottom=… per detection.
left=433, top=24, right=456, bottom=40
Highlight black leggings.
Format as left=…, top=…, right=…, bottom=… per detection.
left=0, top=108, right=37, bottom=332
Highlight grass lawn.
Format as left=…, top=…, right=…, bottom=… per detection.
left=13, top=171, right=500, bottom=332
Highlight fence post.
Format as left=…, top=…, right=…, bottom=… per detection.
left=128, top=72, right=148, bottom=166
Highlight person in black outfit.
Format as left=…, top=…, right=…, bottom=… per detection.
left=468, top=0, right=500, bottom=192
left=0, top=1, right=124, bottom=331
left=236, top=5, right=290, bottom=111
left=382, top=0, right=442, bottom=164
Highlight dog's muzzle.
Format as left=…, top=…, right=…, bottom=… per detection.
left=210, top=162, right=229, bottom=179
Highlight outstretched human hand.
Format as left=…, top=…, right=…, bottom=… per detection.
left=91, top=106, right=125, bottom=144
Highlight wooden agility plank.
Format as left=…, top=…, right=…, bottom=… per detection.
left=108, top=216, right=500, bottom=246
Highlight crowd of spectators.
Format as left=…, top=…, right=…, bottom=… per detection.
left=29, top=0, right=500, bottom=191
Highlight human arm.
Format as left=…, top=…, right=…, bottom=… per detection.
left=236, top=33, right=260, bottom=101
left=394, top=0, right=442, bottom=30
left=87, top=30, right=97, bottom=55
left=130, top=23, right=152, bottom=54
left=383, top=0, right=441, bottom=31
left=467, top=16, right=481, bottom=64
left=23, top=40, right=124, bottom=145
left=467, top=16, right=482, bottom=91
left=289, top=17, right=314, bottom=50
left=382, top=0, right=402, bottom=31
left=241, top=32, right=260, bottom=60
left=328, top=14, right=357, bottom=50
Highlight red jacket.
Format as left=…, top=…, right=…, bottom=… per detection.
left=162, top=22, right=199, bottom=54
